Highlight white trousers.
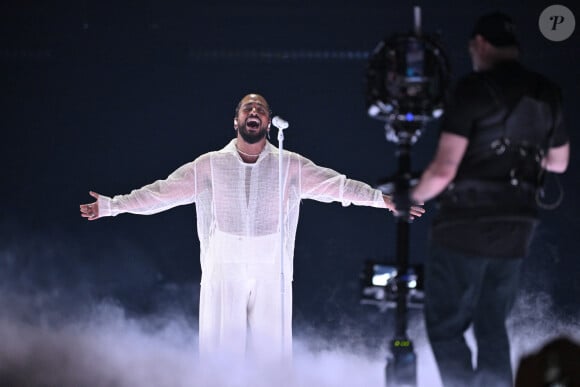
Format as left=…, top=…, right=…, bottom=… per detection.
left=199, top=278, right=293, bottom=361
left=198, top=230, right=293, bottom=361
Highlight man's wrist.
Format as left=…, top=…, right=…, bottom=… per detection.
left=382, top=194, right=395, bottom=212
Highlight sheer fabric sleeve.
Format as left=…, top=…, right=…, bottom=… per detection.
left=298, top=155, right=386, bottom=208
left=98, top=161, right=197, bottom=217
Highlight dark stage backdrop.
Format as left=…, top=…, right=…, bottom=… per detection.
left=0, top=1, right=578, bottom=385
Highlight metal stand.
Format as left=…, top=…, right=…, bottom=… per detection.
left=274, top=116, right=289, bottom=357
left=385, top=133, right=417, bottom=387
left=364, top=5, right=450, bottom=385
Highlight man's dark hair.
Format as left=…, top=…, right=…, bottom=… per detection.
left=234, top=97, right=273, bottom=119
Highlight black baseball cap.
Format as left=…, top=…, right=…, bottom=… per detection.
left=471, top=12, right=519, bottom=47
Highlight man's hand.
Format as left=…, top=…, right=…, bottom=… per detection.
left=408, top=204, right=426, bottom=219
left=80, top=191, right=101, bottom=221
left=383, top=195, right=426, bottom=220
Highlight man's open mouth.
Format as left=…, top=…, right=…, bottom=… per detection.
left=246, top=118, right=261, bottom=129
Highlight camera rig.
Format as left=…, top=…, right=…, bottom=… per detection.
left=361, top=6, right=450, bottom=387
left=366, top=8, right=450, bottom=147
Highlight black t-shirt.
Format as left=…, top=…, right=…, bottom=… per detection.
left=431, top=60, right=568, bottom=258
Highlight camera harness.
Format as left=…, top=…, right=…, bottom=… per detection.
left=445, top=68, right=563, bottom=211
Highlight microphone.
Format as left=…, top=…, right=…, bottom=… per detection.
left=272, top=116, right=289, bottom=130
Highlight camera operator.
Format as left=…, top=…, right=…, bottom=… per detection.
left=410, top=12, right=570, bottom=387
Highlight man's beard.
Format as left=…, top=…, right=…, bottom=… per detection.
left=238, top=122, right=268, bottom=144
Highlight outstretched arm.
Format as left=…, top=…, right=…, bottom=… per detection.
left=299, top=156, right=424, bottom=218
left=79, top=161, right=198, bottom=220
